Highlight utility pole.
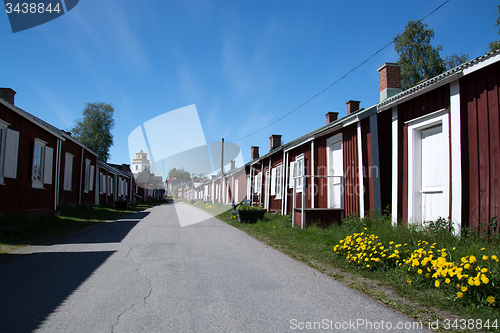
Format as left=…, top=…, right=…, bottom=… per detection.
left=221, top=138, right=224, bottom=204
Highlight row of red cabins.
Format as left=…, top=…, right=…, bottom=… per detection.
left=183, top=50, right=500, bottom=233
left=0, top=90, right=164, bottom=215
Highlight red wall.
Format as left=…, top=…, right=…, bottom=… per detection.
left=0, top=104, right=58, bottom=213
left=461, top=63, right=500, bottom=232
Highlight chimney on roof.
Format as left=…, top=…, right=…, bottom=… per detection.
left=0, top=88, right=16, bottom=105
left=269, top=134, right=282, bottom=151
left=346, top=100, right=360, bottom=115
left=378, top=63, right=402, bottom=102
left=251, top=146, right=259, bottom=161
left=325, top=112, right=339, bottom=124
left=230, top=160, right=236, bottom=170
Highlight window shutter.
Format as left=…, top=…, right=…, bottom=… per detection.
left=89, top=165, right=95, bottom=191
left=63, top=153, right=73, bottom=190
left=289, top=161, right=295, bottom=188
left=44, top=147, right=53, bottom=185
left=3, top=129, right=19, bottom=179
left=270, top=168, right=276, bottom=196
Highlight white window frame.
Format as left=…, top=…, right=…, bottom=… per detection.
left=0, top=120, right=8, bottom=184
left=254, top=172, right=262, bottom=194
left=84, top=159, right=91, bottom=193
left=100, top=172, right=106, bottom=194
left=295, top=154, right=305, bottom=193
left=32, top=138, right=50, bottom=189
left=276, top=164, right=283, bottom=199
left=63, top=152, right=74, bottom=191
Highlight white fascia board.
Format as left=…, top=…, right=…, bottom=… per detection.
left=0, top=99, right=65, bottom=140
left=62, top=132, right=98, bottom=156
left=284, top=137, right=314, bottom=153
left=377, top=73, right=462, bottom=113
left=463, top=53, right=500, bottom=75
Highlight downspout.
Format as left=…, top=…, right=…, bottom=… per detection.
left=283, top=151, right=288, bottom=215
left=311, top=139, right=315, bottom=209
left=357, top=122, right=365, bottom=218
left=54, top=139, right=61, bottom=210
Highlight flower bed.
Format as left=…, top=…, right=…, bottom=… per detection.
left=334, top=231, right=500, bottom=308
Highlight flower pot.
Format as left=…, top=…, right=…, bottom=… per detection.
left=235, top=210, right=266, bottom=223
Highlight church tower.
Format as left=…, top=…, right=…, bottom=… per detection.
left=132, top=149, right=150, bottom=174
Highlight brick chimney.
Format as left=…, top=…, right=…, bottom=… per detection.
left=378, top=63, right=402, bottom=101
left=230, top=160, right=236, bottom=170
left=0, top=88, right=16, bottom=105
left=325, top=112, right=339, bottom=124
left=269, top=134, right=282, bottom=151
left=251, top=146, right=259, bottom=161
left=346, top=100, right=360, bottom=115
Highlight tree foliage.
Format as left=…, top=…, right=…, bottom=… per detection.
left=488, top=4, right=500, bottom=52
left=394, top=20, right=468, bottom=90
left=71, top=102, right=115, bottom=162
left=168, top=167, right=191, bottom=181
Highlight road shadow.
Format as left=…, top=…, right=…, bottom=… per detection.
left=0, top=250, right=115, bottom=333
left=52, top=211, right=149, bottom=245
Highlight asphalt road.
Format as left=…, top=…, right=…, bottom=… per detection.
left=0, top=202, right=431, bottom=332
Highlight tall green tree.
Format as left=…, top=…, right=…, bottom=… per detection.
left=488, top=4, right=500, bottom=52
left=71, top=102, right=115, bottom=162
left=168, top=167, right=191, bottom=181
left=394, top=20, right=468, bottom=90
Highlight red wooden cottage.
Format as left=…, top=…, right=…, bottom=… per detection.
left=0, top=89, right=64, bottom=214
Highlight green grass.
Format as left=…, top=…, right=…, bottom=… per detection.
left=0, top=201, right=165, bottom=253
left=208, top=207, right=500, bottom=332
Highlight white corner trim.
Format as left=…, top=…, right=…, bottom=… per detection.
left=357, top=122, right=364, bottom=218
left=391, top=107, right=398, bottom=225
left=450, top=81, right=462, bottom=233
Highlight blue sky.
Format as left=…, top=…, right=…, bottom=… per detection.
left=1, top=0, right=498, bottom=179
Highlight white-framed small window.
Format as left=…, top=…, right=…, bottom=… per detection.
left=84, top=159, right=91, bottom=193
left=89, top=165, right=95, bottom=191
left=254, top=172, right=262, bottom=194
left=295, top=154, right=305, bottom=193
left=32, top=138, right=53, bottom=189
left=272, top=164, right=283, bottom=199
left=63, top=153, right=74, bottom=191
left=100, top=172, right=106, bottom=194
left=1, top=122, right=19, bottom=182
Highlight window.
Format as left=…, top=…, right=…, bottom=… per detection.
left=271, top=164, right=283, bottom=199
left=100, top=172, right=106, bottom=194
left=89, top=165, right=95, bottom=191
left=84, top=159, right=91, bottom=193
left=63, top=153, right=74, bottom=191
left=1, top=124, right=19, bottom=181
left=31, top=138, right=53, bottom=188
left=295, top=155, right=304, bottom=193
left=254, top=173, right=262, bottom=194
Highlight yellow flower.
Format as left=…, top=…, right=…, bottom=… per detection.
left=457, top=292, right=464, bottom=298
left=487, top=296, right=495, bottom=304
left=474, top=279, right=481, bottom=287
left=491, top=255, right=498, bottom=261
left=482, top=255, right=488, bottom=260
left=468, top=278, right=475, bottom=286
left=461, top=286, right=467, bottom=292
left=426, top=273, right=430, bottom=278
left=461, top=257, right=467, bottom=263
left=469, top=255, right=477, bottom=263
left=366, top=264, right=370, bottom=268
left=481, top=248, right=485, bottom=251
left=464, top=264, right=470, bottom=270
left=481, top=276, right=490, bottom=284
left=417, top=269, right=423, bottom=274
left=456, top=283, right=461, bottom=288
left=481, top=268, right=488, bottom=273
left=445, top=278, right=451, bottom=284
left=407, top=279, right=411, bottom=284
left=435, top=280, right=440, bottom=288
left=453, top=247, right=456, bottom=250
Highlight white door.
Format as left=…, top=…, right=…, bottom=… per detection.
left=327, top=134, right=343, bottom=209
left=420, top=125, right=447, bottom=222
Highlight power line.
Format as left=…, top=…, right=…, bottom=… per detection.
left=229, top=0, right=450, bottom=142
